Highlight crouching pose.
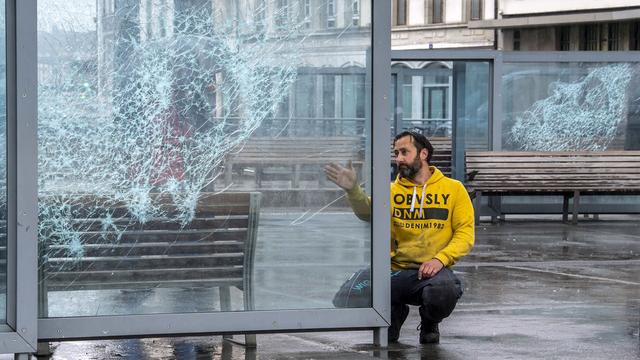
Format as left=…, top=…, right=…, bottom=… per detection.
left=324, top=131, right=474, bottom=344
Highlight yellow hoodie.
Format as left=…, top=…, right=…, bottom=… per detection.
left=346, top=166, right=474, bottom=270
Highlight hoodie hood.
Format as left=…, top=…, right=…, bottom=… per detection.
left=394, top=166, right=445, bottom=216
left=394, top=166, right=445, bottom=188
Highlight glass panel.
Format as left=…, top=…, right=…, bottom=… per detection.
left=458, top=62, right=490, bottom=151
left=395, top=63, right=452, bottom=137
left=0, top=0, right=6, bottom=324
left=502, top=62, right=640, bottom=151
left=38, top=0, right=372, bottom=317
left=500, top=61, right=640, bottom=211
left=390, top=61, right=490, bottom=180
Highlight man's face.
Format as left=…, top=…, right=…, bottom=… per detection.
left=394, top=135, right=423, bottom=179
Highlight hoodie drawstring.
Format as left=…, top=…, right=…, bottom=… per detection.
left=410, top=186, right=417, bottom=212
left=419, top=183, right=427, bottom=217
left=409, top=184, right=428, bottom=217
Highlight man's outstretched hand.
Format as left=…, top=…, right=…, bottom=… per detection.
left=324, top=161, right=357, bottom=191
left=418, top=259, right=444, bottom=280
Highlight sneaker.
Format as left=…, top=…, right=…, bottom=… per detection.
left=418, top=322, right=440, bottom=344
left=388, top=304, right=409, bottom=343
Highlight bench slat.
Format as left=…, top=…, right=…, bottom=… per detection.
left=69, top=217, right=249, bottom=232
left=46, top=253, right=245, bottom=271
left=45, top=267, right=244, bottom=284
left=51, top=229, right=248, bottom=244
left=47, top=241, right=245, bottom=257
left=45, top=278, right=244, bottom=291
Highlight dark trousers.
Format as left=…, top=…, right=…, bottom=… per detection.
left=391, top=268, right=463, bottom=328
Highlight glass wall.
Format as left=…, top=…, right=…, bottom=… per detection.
left=498, top=61, right=640, bottom=212
left=502, top=62, right=640, bottom=151
left=37, top=0, right=371, bottom=318
left=392, top=62, right=453, bottom=137
left=0, top=0, right=6, bottom=325
left=391, top=60, right=490, bottom=180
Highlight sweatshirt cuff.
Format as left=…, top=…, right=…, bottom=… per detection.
left=434, top=253, right=450, bottom=267
left=346, top=185, right=366, bottom=199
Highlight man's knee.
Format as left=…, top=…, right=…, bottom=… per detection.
left=420, top=270, right=462, bottom=321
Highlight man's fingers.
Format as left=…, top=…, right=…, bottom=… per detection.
left=347, top=160, right=353, bottom=170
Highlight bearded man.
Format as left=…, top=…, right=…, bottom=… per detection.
left=324, top=131, right=474, bottom=344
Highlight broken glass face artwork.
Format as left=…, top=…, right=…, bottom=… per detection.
left=503, top=62, right=640, bottom=151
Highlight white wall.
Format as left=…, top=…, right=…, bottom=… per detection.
left=409, top=0, right=426, bottom=26
left=484, top=0, right=494, bottom=20
left=445, top=0, right=463, bottom=23
left=502, top=0, right=640, bottom=15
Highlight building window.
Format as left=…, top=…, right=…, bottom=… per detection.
left=558, top=26, right=571, bottom=51
left=470, top=0, right=482, bottom=21
left=145, top=0, right=152, bottom=38
left=352, top=0, right=360, bottom=26
left=608, top=23, right=620, bottom=51
left=423, top=87, right=447, bottom=119
left=327, top=0, right=336, bottom=28
left=396, top=0, right=407, bottom=26
left=432, top=0, right=443, bottom=24
left=631, top=22, right=640, bottom=50
left=303, top=0, right=311, bottom=29
left=580, top=24, right=600, bottom=51
left=254, top=0, right=266, bottom=33
left=513, top=30, right=521, bottom=51
left=275, top=0, right=289, bottom=30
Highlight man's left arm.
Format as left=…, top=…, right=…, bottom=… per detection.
left=433, top=182, right=475, bottom=267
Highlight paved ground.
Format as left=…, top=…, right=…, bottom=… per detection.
left=7, top=213, right=640, bottom=359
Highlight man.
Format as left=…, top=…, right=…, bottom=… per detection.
left=324, top=131, right=474, bottom=344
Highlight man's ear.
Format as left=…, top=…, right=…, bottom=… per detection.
left=420, top=148, right=428, bottom=161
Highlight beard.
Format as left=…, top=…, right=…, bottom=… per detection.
left=397, top=154, right=422, bottom=180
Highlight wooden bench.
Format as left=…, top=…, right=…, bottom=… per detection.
left=39, top=192, right=260, bottom=345
left=391, top=137, right=452, bottom=176
left=465, top=151, right=640, bottom=224
left=224, top=136, right=364, bottom=188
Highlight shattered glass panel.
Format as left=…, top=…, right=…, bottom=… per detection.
left=0, top=0, right=6, bottom=324
left=502, top=62, right=640, bottom=151
left=38, top=0, right=371, bottom=317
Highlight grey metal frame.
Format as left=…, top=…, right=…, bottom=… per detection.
left=0, top=0, right=39, bottom=355
left=16, top=0, right=392, bottom=350
left=8, top=1, right=638, bottom=354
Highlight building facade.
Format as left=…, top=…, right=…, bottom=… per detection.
left=470, top=0, right=640, bottom=51
left=391, top=0, right=495, bottom=49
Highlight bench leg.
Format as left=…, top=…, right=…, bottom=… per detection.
left=220, top=286, right=233, bottom=341
left=473, top=191, right=482, bottom=224
left=572, top=190, right=580, bottom=225
left=562, top=193, right=569, bottom=223
left=373, top=326, right=388, bottom=347
left=220, top=287, right=257, bottom=347
left=244, top=334, right=257, bottom=348
left=36, top=342, right=52, bottom=357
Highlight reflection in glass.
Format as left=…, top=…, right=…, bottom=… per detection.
left=38, top=0, right=371, bottom=317
left=391, top=61, right=490, bottom=180
left=393, top=62, right=452, bottom=138
left=502, top=62, right=640, bottom=151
